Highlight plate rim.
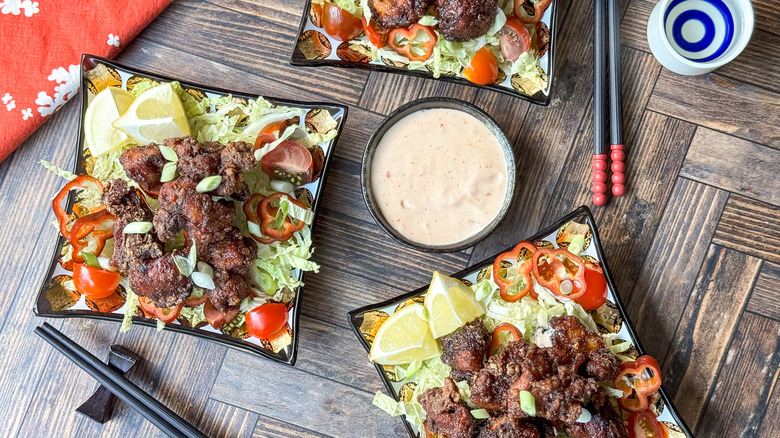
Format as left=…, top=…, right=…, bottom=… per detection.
left=32, top=53, right=350, bottom=367
left=289, top=0, right=559, bottom=106
left=347, top=205, right=695, bottom=437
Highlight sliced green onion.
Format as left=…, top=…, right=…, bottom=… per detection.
left=270, top=180, right=295, bottom=193
left=519, top=391, right=536, bottom=416
left=160, top=162, right=177, bottom=182
left=274, top=199, right=289, bottom=228
left=123, top=221, right=153, bottom=234
left=197, top=261, right=214, bottom=278
left=187, top=242, right=197, bottom=267
left=250, top=266, right=278, bottom=294
left=567, top=234, right=586, bottom=255
left=470, top=409, right=490, bottom=419
left=159, top=145, right=178, bottom=162
left=575, top=408, right=592, bottom=423
left=191, top=271, right=215, bottom=290
left=173, top=255, right=193, bottom=277
left=82, top=252, right=101, bottom=268
left=196, top=175, right=222, bottom=193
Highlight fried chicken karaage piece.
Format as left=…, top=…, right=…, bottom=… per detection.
left=436, top=0, right=498, bottom=42
left=368, top=0, right=433, bottom=30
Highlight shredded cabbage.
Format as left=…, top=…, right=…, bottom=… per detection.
left=40, top=160, right=77, bottom=181
left=121, top=286, right=139, bottom=333
left=179, top=303, right=207, bottom=327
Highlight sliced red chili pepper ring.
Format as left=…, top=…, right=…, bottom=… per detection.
left=138, top=297, right=183, bottom=324
left=52, top=175, right=104, bottom=240
left=243, top=193, right=276, bottom=244
left=489, top=323, right=522, bottom=356
left=613, top=355, right=663, bottom=413
left=493, top=241, right=537, bottom=302
left=388, top=24, right=437, bottom=62
left=531, top=248, right=588, bottom=300
left=258, top=193, right=306, bottom=242
left=69, top=209, right=115, bottom=264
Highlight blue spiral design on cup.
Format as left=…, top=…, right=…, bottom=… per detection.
left=664, top=0, right=735, bottom=62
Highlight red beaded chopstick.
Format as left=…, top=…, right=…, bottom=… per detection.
left=592, top=0, right=626, bottom=206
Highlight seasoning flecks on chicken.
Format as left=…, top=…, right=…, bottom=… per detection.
left=205, top=228, right=257, bottom=275
left=119, top=144, right=166, bottom=195
left=436, top=0, right=498, bottom=42
left=102, top=179, right=162, bottom=272
left=565, top=403, right=628, bottom=438
left=418, top=377, right=477, bottom=438
left=209, top=270, right=252, bottom=311
left=102, top=179, right=152, bottom=223
left=547, top=315, right=620, bottom=382
left=153, top=178, right=236, bottom=245
left=368, top=0, right=434, bottom=30
left=165, top=136, right=256, bottom=201
left=128, top=251, right=193, bottom=308
left=440, top=318, right=491, bottom=381
left=476, top=416, right=552, bottom=438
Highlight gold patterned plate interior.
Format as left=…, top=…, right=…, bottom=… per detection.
left=347, top=206, right=695, bottom=438
left=33, top=54, right=348, bottom=366
left=290, top=1, right=559, bottom=105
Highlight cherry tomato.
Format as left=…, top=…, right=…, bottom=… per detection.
left=138, top=297, right=183, bottom=323
left=514, top=0, right=553, bottom=23
left=246, top=303, right=289, bottom=339
left=362, top=16, right=387, bottom=48
left=204, top=300, right=240, bottom=330
left=575, top=264, right=608, bottom=310
left=72, top=263, right=120, bottom=299
left=260, top=140, right=314, bottom=185
left=254, top=133, right=277, bottom=151
left=627, top=411, right=666, bottom=438
left=261, top=119, right=293, bottom=137
left=463, top=47, right=499, bottom=85
left=499, top=17, right=532, bottom=62
left=322, top=3, right=363, bottom=41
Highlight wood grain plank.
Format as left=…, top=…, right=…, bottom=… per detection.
left=696, top=312, right=780, bottom=437
left=758, top=371, right=780, bottom=437
left=253, top=414, right=331, bottom=438
left=316, top=158, right=374, bottom=224
left=680, top=128, right=780, bottom=206
left=716, top=29, right=780, bottom=94
left=137, top=0, right=368, bottom=104
left=358, top=71, right=426, bottom=115
left=417, top=77, right=479, bottom=103
left=211, top=350, right=407, bottom=437
left=713, top=195, right=780, bottom=264
left=647, top=71, right=780, bottom=148
left=620, top=0, right=654, bottom=52
left=472, top=88, right=530, bottom=147
left=662, top=245, right=762, bottom=429
left=625, top=178, right=728, bottom=361
left=198, top=398, right=259, bottom=438
left=545, top=111, right=697, bottom=300
left=747, top=262, right=780, bottom=321
left=468, top=0, right=602, bottom=262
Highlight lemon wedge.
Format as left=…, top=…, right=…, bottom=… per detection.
left=112, top=82, right=190, bottom=144
left=424, top=271, right=484, bottom=338
left=369, top=303, right=440, bottom=366
left=84, top=87, right=136, bottom=156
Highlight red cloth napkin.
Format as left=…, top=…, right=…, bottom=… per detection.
left=0, top=0, right=171, bottom=163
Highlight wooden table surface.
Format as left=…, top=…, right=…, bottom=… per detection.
left=1, top=0, right=779, bottom=437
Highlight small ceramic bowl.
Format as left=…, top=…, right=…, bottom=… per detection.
left=361, top=97, right=515, bottom=253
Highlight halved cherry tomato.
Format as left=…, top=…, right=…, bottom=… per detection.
left=362, top=16, right=387, bottom=48
left=614, top=355, right=663, bottom=413
left=254, top=133, right=277, bottom=150
left=246, top=302, right=289, bottom=339
left=493, top=241, right=537, bottom=302
left=259, top=193, right=306, bottom=241
left=514, top=0, right=553, bottom=23
left=203, top=300, right=240, bottom=330
left=388, top=24, right=437, bottom=62
left=183, top=294, right=208, bottom=307
left=576, top=263, right=608, bottom=310
left=243, top=193, right=277, bottom=245
left=499, top=17, right=532, bottom=62
left=260, top=119, right=294, bottom=137
left=490, top=323, right=522, bottom=356
left=72, top=263, right=120, bottom=299
left=627, top=411, right=666, bottom=438
left=138, top=297, right=183, bottom=324
left=322, top=3, right=363, bottom=41
left=463, top=47, right=499, bottom=85
left=52, top=175, right=104, bottom=240
left=260, top=140, right=314, bottom=185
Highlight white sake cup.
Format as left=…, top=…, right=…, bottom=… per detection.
left=646, top=0, right=754, bottom=75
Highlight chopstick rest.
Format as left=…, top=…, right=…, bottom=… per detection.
left=76, top=345, right=142, bottom=424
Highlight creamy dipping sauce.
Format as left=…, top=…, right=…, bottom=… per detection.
left=370, top=108, right=508, bottom=246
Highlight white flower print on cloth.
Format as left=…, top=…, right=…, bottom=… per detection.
left=0, top=0, right=39, bottom=17
left=107, top=33, right=120, bottom=47
left=35, top=64, right=80, bottom=117
left=21, top=108, right=32, bottom=120
left=2, top=93, right=12, bottom=104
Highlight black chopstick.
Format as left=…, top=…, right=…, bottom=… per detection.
left=35, top=323, right=207, bottom=438
left=607, top=0, right=626, bottom=197
left=592, top=0, right=608, bottom=206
